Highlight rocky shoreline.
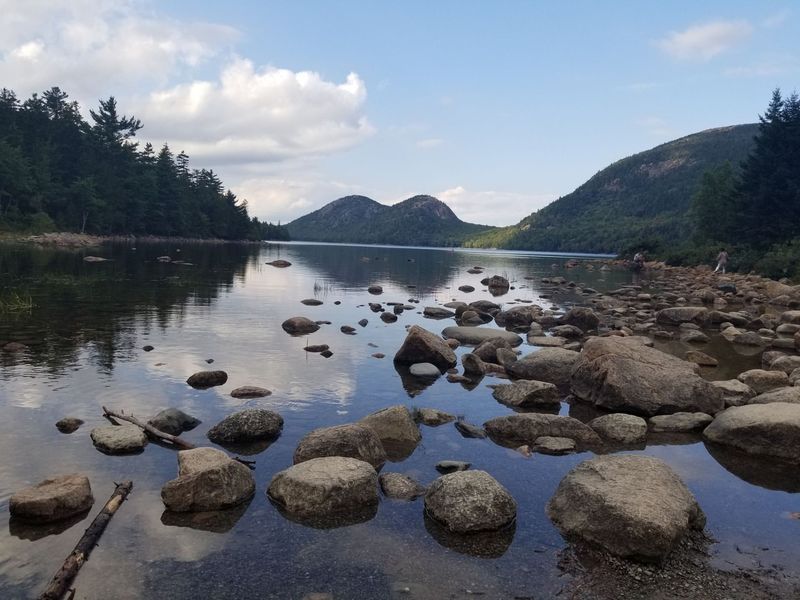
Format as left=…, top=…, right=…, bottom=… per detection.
left=0, top=231, right=267, bottom=248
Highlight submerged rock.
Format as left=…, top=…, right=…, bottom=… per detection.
left=55, top=417, right=84, bottom=434
left=161, top=448, right=255, bottom=512
left=293, top=424, right=386, bottom=470
left=379, top=473, right=426, bottom=500
left=454, top=418, right=486, bottom=439
left=547, top=455, right=705, bottom=563
left=10, top=474, right=94, bottom=523
left=281, top=317, right=320, bottom=336
left=207, top=409, right=283, bottom=444
left=230, top=386, right=272, bottom=399
left=424, top=470, right=516, bottom=533
left=148, top=408, right=200, bottom=435
left=394, top=325, right=457, bottom=370
left=91, top=424, right=148, bottom=454
left=186, top=370, right=228, bottom=389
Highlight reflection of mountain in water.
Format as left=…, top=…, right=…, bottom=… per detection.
left=0, top=242, right=261, bottom=374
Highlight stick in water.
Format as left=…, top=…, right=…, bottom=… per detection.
left=39, top=481, right=134, bottom=600
left=101, top=406, right=196, bottom=450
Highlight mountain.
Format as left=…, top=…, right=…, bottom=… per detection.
left=286, top=194, right=494, bottom=247
left=464, top=124, right=759, bottom=253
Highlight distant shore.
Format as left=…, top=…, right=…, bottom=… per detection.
left=0, top=231, right=268, bottom=248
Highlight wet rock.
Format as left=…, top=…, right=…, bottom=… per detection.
left=91, top=424, right=148, bottom=454
left=369, top=302, right=383, bottom=312
left=148, top=408, right=201, bottom=435
left=546, top=455, right=705, bottom=562
left=496, top=347, right=519, bottom=368
left=655, top=307, right=708, bottom=326
left=424, top=470, right=516, bottom=533
left=281, top=317, right=320, bottom=336
left=685, top=350, right=717, bottom=367
left=161, top=448, right=255, bottom=512
left=711, top=379, right=756, bottom=407
left=473, top=337, right=512, bottom=363
left=371, top=353, right=385, bottom=359
left=733, top=331, right=769, bottom=347
left=749, top=386, right=800, bottom=405
left=379, top=473, right=426, bottom=500
left=230, top=386, right=272, bottom=399
left=649, top=412, right=714, bottom=433
left=367, top=285, right=383, bottom=295
left=340, top=325, right=356, bottom=334
left=10, top=474, right=94, bottom=523
left=441, top=326, right=522, bottom=347
left=533, top=436, right=575, bottom=455
left=394, top=325, right=457, bottom=370
left=358, top=318, right=368, bottom=327
left=589, top=413, right=647, bottom=444
left=680, top=330, right=710, bottom=344
left=380, top=312, right=398, bottom=323
left=207, top=409, right=283, bottom=444
left=458, top=285, right=475, bottom=293
left=414, top=407, right=456, bottom=426
left=551, top=324, right=584, bottom=339
left=484, top=275, right=510, bottom=291
left=436, top=460, right=471, bottom=473
left=484, top=413, right=601, bottom=448
left=559, top=307, right=600, bottom=332
left=294, top=424, right=386, bottom=469
left=55, top=417, right=84, bottom=434
left=267, top=457, right=378, bottom=518
left=423, top=306, right=456, bottom=319
left=737, top=369, right=789, bottom=394
left=704, top=403, right=800, bottom=462
left=267, top=260, right=291, bottom=267
left=142, top=345, right=154, bottom=352
left=186, top=370, right=228, bottom=389
left=358, top=405, right=421, bottom=456
left=320, top=350, right=334, bottom=358
left=454, top=418, right=486, bottom=439
left=304, top=344, right=330, bottom=353
left=461, top=352, right=486, bottom=376
left=571, top=336, right=723, bottom=416
left=301, top=298, right=323, bottom=306
left=491, top=380, right=561, bottom=409
left=507, top=347, right=581, bottom=387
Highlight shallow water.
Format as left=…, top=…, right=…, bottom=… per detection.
left=0, top=241, right=797, bottom=599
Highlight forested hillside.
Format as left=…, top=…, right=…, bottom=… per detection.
left=0, top=86, right=288, bottom=240
left=287, top=194, right=493, bottom=246
left=464, top=124, right=758, bottom=253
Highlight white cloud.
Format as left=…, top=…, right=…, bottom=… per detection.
left=136, top=58, right=373, bottom=165
left=416, top=138, right=443, bottom=148
left=657, top=20, right=753, bottom=61
left=438, top=186, right=555, bottom=226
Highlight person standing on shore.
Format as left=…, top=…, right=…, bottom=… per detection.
left=714, top=248, right=728, bottom=274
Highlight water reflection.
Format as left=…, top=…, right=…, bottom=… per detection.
left=423, top=514, right=516, bottom=558
left=704, top=442, right=800, bottom=493
left=8, top=510, right=90, bottom=541
left=161, top=499, right=252, bottom=533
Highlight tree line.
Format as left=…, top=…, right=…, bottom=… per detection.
left=0, top=86, right=289, bottom=241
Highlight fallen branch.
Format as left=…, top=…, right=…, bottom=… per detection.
left=102, top=406, right=195, bottom=450
left=39, top=481, right=134, bottom=600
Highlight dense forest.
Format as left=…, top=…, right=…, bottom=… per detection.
left=679, top=88, right=800, bottom=279
left=0, top=86, right=289, bottom=241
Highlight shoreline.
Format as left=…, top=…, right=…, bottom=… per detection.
left=0, top=231, right=267, bottom=249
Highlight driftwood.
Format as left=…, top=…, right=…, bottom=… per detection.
left=101, top=406, right=196, bottom=450
left=39, top=481, right=133, bottom=600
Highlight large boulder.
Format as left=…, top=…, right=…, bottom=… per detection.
left=507, top=348, right=580, bottom=387
left=491, top=380, right=561, bottom=409
left=589, top=413, right=647, bottom=444
left=424, top=470, right=516, bottom=533
left=10, top=474, right=94, bottom=523
left=655, top=307, right=708, bottom=326
left=748, top=386, right=800, bottom=405
left=570, top=336, right=723, bottom=416
left=703, top=403, right=800, bottom=462
left=394, top=325, right=457, bottom=370
left=281, top=317, right=320, bottom=335
left=148, top=408, right=200, bottom=435
left=207, top=409, right=283, bottom=444
left=441, top=326, right=523, bottom=347
left=737, top=369, right=789, bottom=394
left=267, top=457, right=378, bottom=517
left=358, top=405, right=421, bottom=460
left=546, top=455, right=706, bottom=563
left=161, top=448, right=255, bottom=512
left=90, top=424, right=148, bottom=454
left=293, top=424, right=387, bottom=469
left=559, top=307, right=600, bottom=332
left=484, top=413, right=601, bottom=449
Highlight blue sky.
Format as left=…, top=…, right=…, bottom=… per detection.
left=1, top=1, right=797, bottom=224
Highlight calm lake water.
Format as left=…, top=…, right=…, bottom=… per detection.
left=0, top=241, right=797, bottom=599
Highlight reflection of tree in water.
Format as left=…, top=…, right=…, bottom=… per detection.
left=0, top=242, right=260, bottom=374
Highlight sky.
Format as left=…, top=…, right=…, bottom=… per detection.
left=0, top=1, right=797, bottom=226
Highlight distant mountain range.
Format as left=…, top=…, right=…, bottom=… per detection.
left=286, top=124, right=758, bottom=253
left=286, top=194, right=494, bottom=247
left=464, top=124, right=759, bottom=253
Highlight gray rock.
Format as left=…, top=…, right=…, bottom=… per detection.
left=301, top=298, right=323, bottom=306
left=424, top=470, right=516, bottom=533
left=161, top=448, right=255, bottom=512
left=680, top=330, right=710, bottom=344
left=534, top=436, right=576, bottom=455
left=358, top=405, right=421, bottom=454
left=491, top=380, right=561, bottom=409
left=379, top=473, right=426, bottom=500
left=589, top=413, right=647, bottom=444
left=748, top=386, right=800, bottom=405
left=737, top=369, right=789, bottom=394
left=528, top=336, right=567, bottom=347
left=414, top=408, right=456, bottom=426
left=148, top=408, right=200, bottom=435
left=704, top=403, right=800, bottom=462
left=507, top=348, right=581, bottom=387
left=91, top=424, right=148, bottom=454
left=267, top=457, right=378, bottom=517
left=711, top=379, right=756, bottom=407
left=394, top=325, right=457, bottom=370
left=293, top=424, right=387, bottom=469
left=655, top=307, right=708, bottom=326
left=649, top=412, right=714, bottom=433
left=55, top=418, right=84, bottom=434
left=559, top=307, right=600, bottom=332
left=458, top=285, right=475, bottom=293
left=380, top=312, right=398, bottom=323
left=571, top=336, right=723, bottom=416
left=473, top=337, right=513, bottom=363
left=230, top=386, right=272, bottom=399
left=769, top=355, right=800, bottom=375
left=207, top=409, right=283, bottom=444
left=461, top=352, right=486, bottom=376
left=281, top=317, right=320, bottom=335
left=10, top=474, right=94, bottom=523
left=484, top=413, right=601, bottom=448
left=496, top=347, right=519, bottom=368
left=441, top=326, right=523, bottom=347
left=423, top=306, right=456, bottom=319
left=409, top=362, right=441, bottom=378
left=186, top=370, right=228, bottom=389
left=547, top=455, right=705, bottom=562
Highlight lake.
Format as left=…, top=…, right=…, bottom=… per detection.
left=0, top=241, right=797, bottom=599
